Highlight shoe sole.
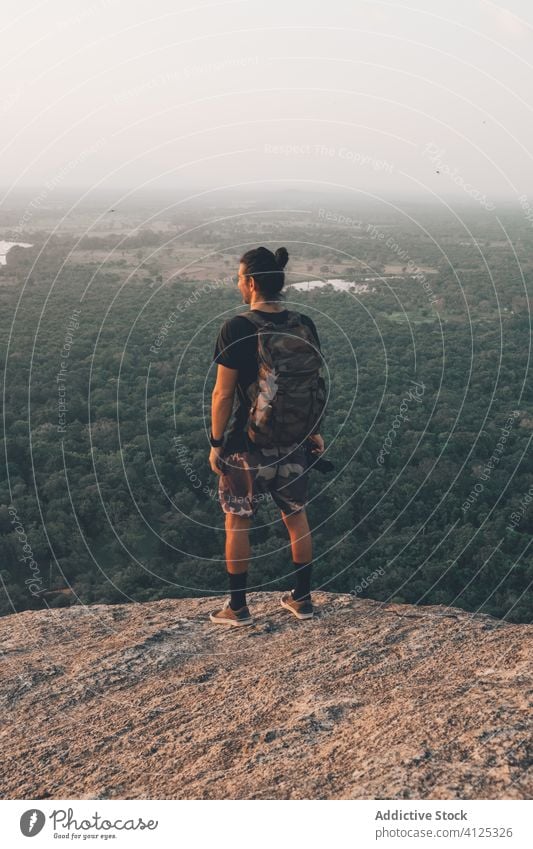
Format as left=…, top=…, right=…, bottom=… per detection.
left=280, top=598, right=314, bottom=620
left=209, top=613, right=254, bottom=627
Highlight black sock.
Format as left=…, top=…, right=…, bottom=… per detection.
left=228, top=572, right=248, bottom=610
left=292, top=562, right=312, bottom=601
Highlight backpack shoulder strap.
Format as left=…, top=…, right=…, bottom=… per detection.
left=238, top=310, right=266, bottom=329
left=284, top=310, right=303, bottom=326
left=238, top=310, right=291, bottom=330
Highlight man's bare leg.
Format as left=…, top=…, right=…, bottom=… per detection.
left=225, top=513, right=251, bottom=574
left=221, top=513, right=251, bottom=613
left=209, top=513, right=253, bottom=625
left=282, top=509, right=312, bottom=563
left=282, top=509, right=313, bottom=603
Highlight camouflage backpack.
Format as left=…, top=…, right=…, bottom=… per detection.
left=241, top=310, right=326, bottom=447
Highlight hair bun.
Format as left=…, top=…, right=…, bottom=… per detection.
left=275, top=247, right=289, bottom=269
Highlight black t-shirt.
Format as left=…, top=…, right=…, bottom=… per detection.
left=213, top=308, right=321, bottom=452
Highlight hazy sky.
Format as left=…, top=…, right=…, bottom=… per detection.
left=1, top=0, right=533, bottom=203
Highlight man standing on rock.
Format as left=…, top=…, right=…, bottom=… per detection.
left=208, top=246, right=326, bottom=627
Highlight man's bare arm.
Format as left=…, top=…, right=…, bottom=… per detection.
left=209, top=364, right=238, bottom=475
left=211, top=363, right=238, bottom=438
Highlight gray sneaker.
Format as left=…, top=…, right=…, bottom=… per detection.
left=209, top=599, right=253, bottom=627
left=280, top=592, right=314, bottom=620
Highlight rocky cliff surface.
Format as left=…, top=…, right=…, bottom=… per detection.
left=0, top=592, right=531, bottom=799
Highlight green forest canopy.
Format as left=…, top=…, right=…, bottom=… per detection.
left=1, top=223, right=531, bottom=622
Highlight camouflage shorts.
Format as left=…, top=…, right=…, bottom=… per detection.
left=218, top=443, right=309, bottom=518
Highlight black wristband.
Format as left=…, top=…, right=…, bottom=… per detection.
left=209, top=432, right=224, bottom=448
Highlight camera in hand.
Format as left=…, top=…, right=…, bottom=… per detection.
left=305, top=439, right=334, bottom=473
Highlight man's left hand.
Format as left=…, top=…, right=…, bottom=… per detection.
left=308, top=433, right=325, bottom=454
left=209, top=446, right=224, bottom=475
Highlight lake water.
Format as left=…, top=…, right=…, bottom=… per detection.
left=289, top=275, right=407, bottom=293
left=0, top=240, right=33, bottom=265
left=290, top=278, right=372, bottom=293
